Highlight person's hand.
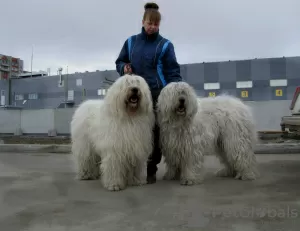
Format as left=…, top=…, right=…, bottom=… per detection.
left=124, top=64, right=132, bottom=74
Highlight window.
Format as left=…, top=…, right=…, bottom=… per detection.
left=76, top=78, right=82, bottom=86
left=204, top=83, right=220, bottom=90
left=270, top=79, right=287, bottom=87
left=28, top=93, right=38, bottom=100
left=15, top=94, right=24, bottom=100
left=236, top=81, right=253, bottom=89
left=97, top=89, right=107, bottom=96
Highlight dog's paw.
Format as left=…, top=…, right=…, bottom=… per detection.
left=105, top=184, right=125, bottom=191
left=180, top=178, right=195, bottom=186
left=215, top=168, right=234, bottom=177
left=235, top=171, right=257, bottom=181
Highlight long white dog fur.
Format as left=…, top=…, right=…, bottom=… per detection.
left=156, top=81, right=259, bottom=185
left=70, top=74, right=155, bottom=191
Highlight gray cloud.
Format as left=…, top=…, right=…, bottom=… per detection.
left=1, top=0, right=299, bottom=74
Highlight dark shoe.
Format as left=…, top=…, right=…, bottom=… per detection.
left=147, top=175, right=156, bottom=184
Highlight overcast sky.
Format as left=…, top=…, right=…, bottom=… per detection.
left=1, top=0, right=299, bottom=74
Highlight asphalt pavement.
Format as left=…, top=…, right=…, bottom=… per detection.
left=1, top=152, right=300, bottom=231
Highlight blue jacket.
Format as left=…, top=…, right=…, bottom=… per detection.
left=115, top=27, right=182, bottom=90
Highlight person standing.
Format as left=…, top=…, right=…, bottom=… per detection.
left=115, top=2, right=182, bottom=184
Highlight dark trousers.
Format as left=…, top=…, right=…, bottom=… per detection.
left=147, top=89, right=162, bottom=177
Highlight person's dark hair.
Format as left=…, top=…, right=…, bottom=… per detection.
left=143, top=2, right=161, bottom=23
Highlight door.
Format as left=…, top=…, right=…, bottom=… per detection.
left=1, top=90, right=5, bottom=106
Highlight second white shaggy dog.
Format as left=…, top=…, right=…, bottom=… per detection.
left=70, top=74, right=155, bottom=191
left=157, top=82, right=259, bottom=185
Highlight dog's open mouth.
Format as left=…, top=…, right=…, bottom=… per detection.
left=128, top=95, right=139, bottom=108
left=127, top=94, right=140, bottom=113
left=129, top=95, right=138, bottom=104
left=126, top=87, right=141, bottom=114
left=176, top=105, right=186, bottom=115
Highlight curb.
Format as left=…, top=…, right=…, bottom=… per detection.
left=254, top=143, right=300, bottom=154
left=0, top=144, right=71, bottom=154
left=0, top=143, right=300, bottom=154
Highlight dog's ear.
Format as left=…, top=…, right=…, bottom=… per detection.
left=184, top=89, right=198, bottom=117
left=104, top=82, right=124, bottom=116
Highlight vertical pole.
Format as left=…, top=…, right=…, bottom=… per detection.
left=31, top=44, right=34, bottom=77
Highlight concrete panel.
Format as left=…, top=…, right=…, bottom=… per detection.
left=0, top=109, right=21, bottom=133
left=287, top=86, right=298, bottom=101
left=251, top=58, right=270, bottom=80
left=286, top=56, right=300, bottom=79
left=218, top=61, right=236, bottom=83
left=204, top=90, right=221, bottom=97
left=185, top=63, right=204, bottom=82
left=20, top=109, right=55, bottom=134
left=270, top=57, right=286, bottom=79
left=236, top=60, right=251, bottom=81
left=220, top=89, right=237, bottom=97
left=236, top=88, right=252, bottom=101
left=245, top=100, right=291, bottom=131
left=287, top=78, right=300, bottom=87
left=180, top=64, right=188, bottom=81
left=204, top=62, right=218, bottom=83
left=185, top=63, right=204, bottom=89
left=220, top=82, right=236, bottom=89
left=271, top=86, right=287, bottom=100
left=54, top=108, right=75, bottom=135
left=252, top=87, right=272, bottom=101
left=195, top=90, right=205, bottom=97
left=252, top=80, right=269, bottom=88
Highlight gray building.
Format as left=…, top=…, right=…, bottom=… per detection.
left=0, top=56, right=299, bottom=109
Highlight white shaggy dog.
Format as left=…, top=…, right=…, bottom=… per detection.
left=157, top=81, right=259, bottom=185
left=70, top=74, right=155, bottom=191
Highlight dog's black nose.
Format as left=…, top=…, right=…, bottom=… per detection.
left=179, top=97, right=185, bottom=104
left=131, top=87, right=138, bottom=94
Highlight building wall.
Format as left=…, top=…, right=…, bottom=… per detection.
left=0, top=55, right=298, bottom=132
left=0, top=56, right=299, bottom=109
left=6, top=70, right=118, bottom=108
left=0, top=100, right=292, bottom=135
